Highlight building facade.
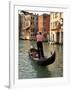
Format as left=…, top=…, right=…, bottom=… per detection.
left=19, top=11, right=38, bottom=40
left=50, top=12, right=63, bottom=44
left=38, top=15, right=43, bottom=32
left=43, top=14, right=50, bottom=41
left=34, top=14, right=38, bottom=35
left=19, top=12, right=31, bottom=40
left=38, top=14, right=50, bottom=41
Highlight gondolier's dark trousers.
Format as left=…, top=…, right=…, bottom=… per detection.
left=37, top=41, right=44, bottom=59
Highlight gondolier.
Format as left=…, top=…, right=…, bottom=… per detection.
left=36, top=32, right=44, bottom=59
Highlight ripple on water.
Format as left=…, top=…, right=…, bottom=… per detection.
left=19, top=40, right=63, bottom=79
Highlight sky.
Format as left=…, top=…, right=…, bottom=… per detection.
left=27, top=10, right=50, bottom=15
left=18, top=10, right=50, bottom=15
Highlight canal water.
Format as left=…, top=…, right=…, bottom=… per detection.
left=19, top=40, right=63, bottom=79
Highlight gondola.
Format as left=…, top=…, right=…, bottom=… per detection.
left=28, top=48, right=56, bottom=66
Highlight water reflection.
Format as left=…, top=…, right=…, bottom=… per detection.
left=19, top=40, right=63, bottom=79
left=30, top=59, right=51, bottom=78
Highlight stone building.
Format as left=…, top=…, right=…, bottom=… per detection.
left=19, top=11, right=37, bottom=40
left=34, top=14, right=38, bottom=35
left=50, top=12, right=63, bottom=44
left=19, top=12, right=31, bottom=40
left=30, top=14, right=35, bottom=40
left=29, top=14, right=38, bottom=40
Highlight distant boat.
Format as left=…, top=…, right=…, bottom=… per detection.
left=28, top=48, right=56, bottom=66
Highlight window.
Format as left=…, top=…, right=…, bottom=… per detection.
left=55, top=12, right=58, bottom=18
left=55, top=21, right=57, bottom=27
left=51, top=23, right=52, bottom=28
left=60, top=12, right=62, bottom=18
left=53, top=22, right=55, bottom=28
left=53, top=13, right=54, bottom=18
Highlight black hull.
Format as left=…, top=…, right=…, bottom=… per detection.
left=29, top=48, right=56, bottom=66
